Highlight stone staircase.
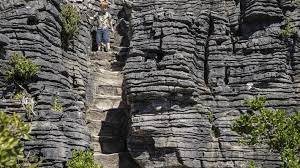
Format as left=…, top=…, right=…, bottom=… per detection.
left=86, top=49, right=137, bottom=168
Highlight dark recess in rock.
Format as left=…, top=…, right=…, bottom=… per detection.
left=27, top=15, right=39, bottom=25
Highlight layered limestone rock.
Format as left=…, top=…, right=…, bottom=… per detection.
left=0, top=0, right=92, bottom=167
left=0, top=0, right=132, bottom=167
left=1, top=0, right=300, bottom=167
left=124, top=0, right=300, bottom=167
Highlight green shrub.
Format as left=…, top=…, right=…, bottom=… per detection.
left=67, top=150, right=102, bottom=168
left=60, top=4, right=80, bottom=46
left=0, top=111, right=31, bottom=167
left=14, top=91, right=26, bottom=101
left=249, top=160, right=257, bottom=168
left=232, top=96, right=300, bottom=168
left=208, top=111, right=215, bottom=123
left=0, top=112, right=42, bottom=168
left=5, top=53, right=39, bottom=83
left=51, top=95, right=63, bottom=112
left=21, top=155, right=43, bottom=168
left=280, top=19, right=295, bottom=39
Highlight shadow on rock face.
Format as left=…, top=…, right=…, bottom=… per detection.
left=98, top=100, right=140, bottom=168
left=99, top=108, right=128, bottom=154
left=0, top=34, right=9, bottom=59
left=91, top=30, right=98, bottom=52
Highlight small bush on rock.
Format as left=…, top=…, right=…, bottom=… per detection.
left=0, top=112, right=31, bottom=167
left=67, top=150, right=102, bottom=168
left=60, top=4, right=80, bottom=47
left=0, top=112, right=42, bottom=167
left=232, top=96, right=300, bottom=168
left=5, top=53, right=39, bottom=83
left=280, top=19, right=295, bottom=39
left=14, top=91, right=26, bottom=101
left=249, top=160, right=257, bottom=168
left=51, top=95, right=63, bottom=112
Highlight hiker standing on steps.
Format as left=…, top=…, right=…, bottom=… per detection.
left=90, top=0, right=114, bottom=52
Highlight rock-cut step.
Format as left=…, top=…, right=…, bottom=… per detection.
left=91, top=135, right=126, bottom=154
left=90, top=51, right=118, bottom=61
left=86, top=108, right=126, bottom=121
left=92, top=95, right=123, bottom=111
left=92, top=69, right=123, bottom=88
left=96, top=85, right=122, bottom=96
left=87, top=119, right=127, bottom=139
left=90, top=135, right=126, bottom=154
left=94, top=153, right=120, bottom=168
left=94, top=152, right=140, bottom=168
left=87, top=108, right=128, bottom=153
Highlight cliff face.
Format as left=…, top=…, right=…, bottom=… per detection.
left=0, top=0, right=92, bottom=167
left=124, top=0, right=299, bottom=167
left=0, top=0, right=299, bottom=168
left=0, top=0, right=132, bottom=167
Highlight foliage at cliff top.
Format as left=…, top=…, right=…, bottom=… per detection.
left=0, top=112, right=31, bottom=167
left=60, top=4, right=80, bottom=44
left=5, top=53, right=39, bottom=83
left=66, top=150, right=103, bottom=168
left=232, top=96, right=300, bottom=168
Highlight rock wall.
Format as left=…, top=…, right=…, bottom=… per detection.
left=0, top=0, right=129, bottom=167
left=0, top=0, right=133, bottom=167
left=124, top=0, right=300, bottom=167
left=0, top=0, right=92, bottom=167
left=1, top=0, right=300, bottom=167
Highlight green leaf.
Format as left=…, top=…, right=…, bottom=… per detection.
left=232, top=96, right=300, bottom=168
left=67, top=150, right=102, bottom=168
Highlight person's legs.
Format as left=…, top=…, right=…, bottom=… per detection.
left=100, top=29, right=105, bottom=50
left=102, top=28, right=110, bottom=52
left=96, top=29, right=102, bottom=51
left=97, top=29, right=107, bottom=51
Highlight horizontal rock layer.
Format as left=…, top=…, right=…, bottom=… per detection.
left=124, top=0, right=300, bottom=168
left=0, top=0, right=134, bottom=167
left=1, top=0, right=300, bottom=167
left=0, top=0, right=94, bottom=167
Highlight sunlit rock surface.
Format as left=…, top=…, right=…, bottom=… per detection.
left=124, top=0, right=300, bottom=167
left=1, top=0, right=300, bottom=167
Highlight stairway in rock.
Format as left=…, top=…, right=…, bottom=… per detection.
left=86, top=47, right=137, bottom=168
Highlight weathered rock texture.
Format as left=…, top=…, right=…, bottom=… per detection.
left=0, top=0, right=131, bottom=167
left=1, top=0, right=300, bottom=168
left=0, top=0, right=93, bottom=167
left=124, top=0, right=300, bottom=168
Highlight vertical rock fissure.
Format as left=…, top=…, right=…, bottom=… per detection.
left=156, top=27, right=164, bottom=64
left=230, top=35, right=237, bottom=54
left=91, top=30, right=98, bottom=52
left=0, top=46, right=6, bottom=59
left=288, top=36, right=296, bottom=71
left=224, top=66, right=229, bottom=85
left=204, top=14, right=213, bottom=86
